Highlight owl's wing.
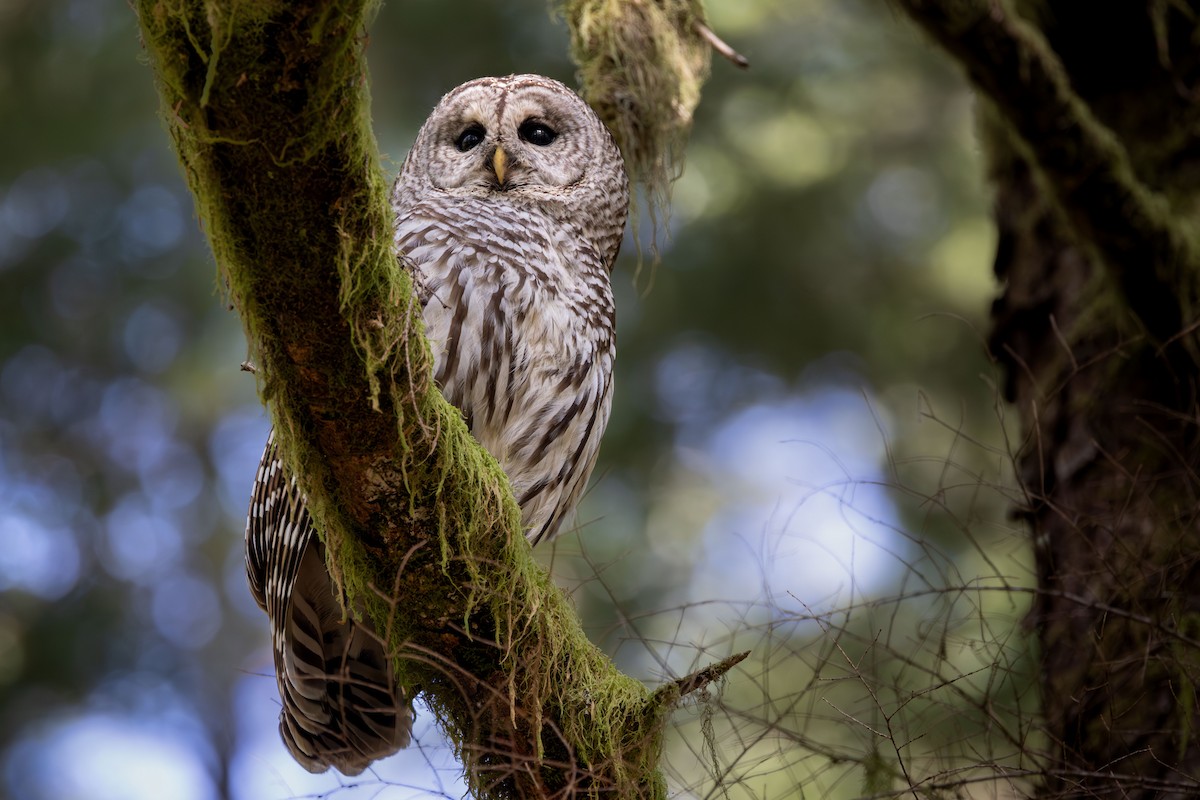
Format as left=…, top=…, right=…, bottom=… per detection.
left=246, top=430, right=412, bottom=775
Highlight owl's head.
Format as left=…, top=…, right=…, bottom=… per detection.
left=397, top=75, right=628, bottom=220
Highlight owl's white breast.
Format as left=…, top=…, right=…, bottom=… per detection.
left=394, top=196, right=615, bottom=541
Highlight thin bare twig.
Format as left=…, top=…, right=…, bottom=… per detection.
left=694, top=21, right=749, bottom=69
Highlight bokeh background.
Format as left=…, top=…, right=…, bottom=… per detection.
left=0, top=1, right=1032, bottom=797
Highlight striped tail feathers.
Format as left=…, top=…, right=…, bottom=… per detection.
left=273, top=530, right=413, bottom=775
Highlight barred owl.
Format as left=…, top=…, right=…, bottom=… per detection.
left=246, top=74, right=629, bottom=775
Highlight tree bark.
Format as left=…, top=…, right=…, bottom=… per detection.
left=131, top=1, right=694, bottom=796
left=896, top=1, right=1200, bottom=797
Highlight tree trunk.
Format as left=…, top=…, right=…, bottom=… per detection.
left=897, top=1, right=1200, bottom=797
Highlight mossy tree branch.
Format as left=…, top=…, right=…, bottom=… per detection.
left=131, top=1, right=723, bottom=796
left=898, top=2, right=1200, bottom=793
left=894, top=0, right=1200, bottom=348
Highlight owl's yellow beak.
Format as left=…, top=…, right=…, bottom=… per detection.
left=491, top=146, right=508, bottom=186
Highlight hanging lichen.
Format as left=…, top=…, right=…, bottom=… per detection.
left=557, top=0, right=713, bottom=224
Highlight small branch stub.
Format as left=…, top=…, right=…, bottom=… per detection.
left=655, top=651, right=751, bottom=705
left=695, top=21, right=749, bottom=69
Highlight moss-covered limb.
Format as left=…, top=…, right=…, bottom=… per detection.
left=894, top=0, right=1200, bottom=348
left=134, top=1, right=675, bottom=796
left=968, top=4, right=1200, bottom=790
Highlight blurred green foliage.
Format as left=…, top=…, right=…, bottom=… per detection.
left=0, top=0, right=1030, bottom=798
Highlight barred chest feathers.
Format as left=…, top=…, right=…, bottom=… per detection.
left=396, top=196, right=616, bottom=544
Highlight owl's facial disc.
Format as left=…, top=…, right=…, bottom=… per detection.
left=418, top=78, right=596, bottom=198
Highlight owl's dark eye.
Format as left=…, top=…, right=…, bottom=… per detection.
left=455, top=124, right=486, bottom=152
left=518, top=120, right=557, bottom=146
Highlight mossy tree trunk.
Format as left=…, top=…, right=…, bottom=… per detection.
left=129, top=1, right=728, bottom=797
left=897, top=1, right=1200, bottom=797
